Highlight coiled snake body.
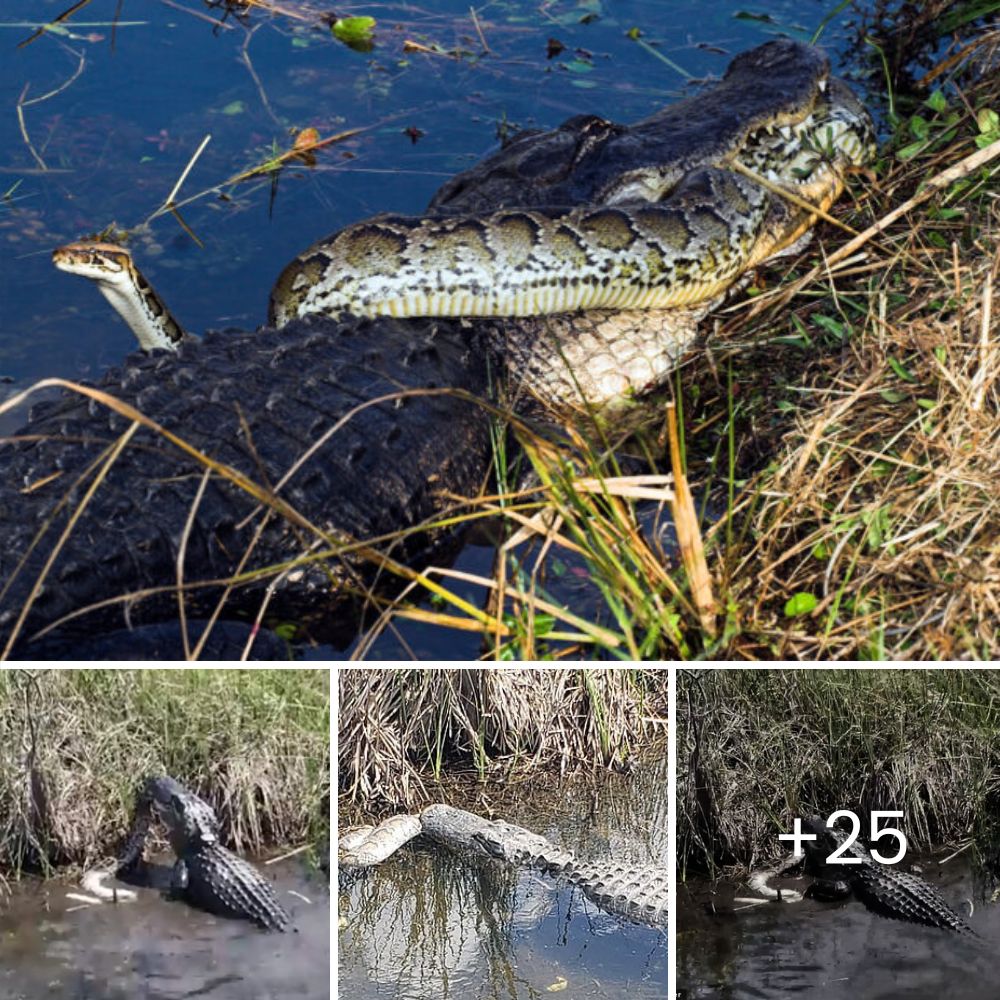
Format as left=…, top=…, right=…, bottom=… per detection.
left=54, top=40, right=874, bottom=410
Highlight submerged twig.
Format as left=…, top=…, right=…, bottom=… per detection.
left=15, top=47, right=87, bottom=171
left=17, top=0, right=94, bottom=48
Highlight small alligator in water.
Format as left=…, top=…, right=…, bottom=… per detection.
left=801, top=816, right=975, bottom=935
left=340, top=803, right=667, bottom=928
left=118, top=776, right=290, bottom=931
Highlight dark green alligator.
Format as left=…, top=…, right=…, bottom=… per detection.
left=118, top=776, right=290, bottom=931
left=0, top=39, right=872, bottom=659
left=802, top=816, right=975, bottom=935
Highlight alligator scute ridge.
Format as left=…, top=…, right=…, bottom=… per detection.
left=118, top=775, right=291, bottom=931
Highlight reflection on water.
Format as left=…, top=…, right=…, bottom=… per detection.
left=338, top=760, right=667, bottom=999
left=679, top=856, right=994, bottom=999
left=0, top=859, right=329, bottom=1000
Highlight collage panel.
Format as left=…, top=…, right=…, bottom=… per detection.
left=336, top=666, right=668, bottom=999
left=0, top=668, right=330, bottom=1000
left=677, top=668, right=1000, bottom=1000
left=5, top=4, right=996, bottom=668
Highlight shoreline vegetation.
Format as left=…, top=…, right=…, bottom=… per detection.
left=0, top=669, right=330, bottom=881
left=494, top=15, right=1000, bottom=661
left=338, top=668, right=668, bottom=813
left=678, top=669, right=1000, bottom=880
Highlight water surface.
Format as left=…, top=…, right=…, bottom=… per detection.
left=0, top=858, right=329, bottom=999
left=679, top=855, right=995, bottom=999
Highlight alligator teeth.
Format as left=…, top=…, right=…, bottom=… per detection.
left=779, top=125, right=794, bottom=140
left=818, top=78, right=827, bottom=92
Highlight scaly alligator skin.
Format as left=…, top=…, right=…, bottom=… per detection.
left=340, top=804, right=667, bottom=928
left=118, top=776, right=290, bottom=931
left=2, top=41, right=870, bottom=658
left=802, top=817, right=975, bottom=934
left=472, top=818, right=668, bottom=927
left=0, top=317, right=492, bottom=658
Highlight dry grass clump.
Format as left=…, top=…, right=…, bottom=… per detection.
left=678, top=669, right=1000, bottom=878
left=337, top=667, right=667, bottom=810
left=680, top=35, right=1000, bottom=660
left=0, top=669, right=329, bottom=877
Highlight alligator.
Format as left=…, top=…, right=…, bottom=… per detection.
left=472, top=817, right=669, bottom=927
left=0, top=316, right=491, bottom=659
left=0, top=40, right=874, bottom=659
left=339, top=803, right=668, bottom=928
left=801, top=816, right=975, bottom=934
left=118, top=775, right=290, bottom=931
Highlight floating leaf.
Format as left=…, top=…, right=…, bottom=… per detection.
left=784, top=593, right=818, bottom=617
left=546, top=977, right=569, bottom=993
left=293, top=127, right=321, bottom=150
left=221, top=100, right=246, bottom=116
left=333, top=16, right=376, bottom=51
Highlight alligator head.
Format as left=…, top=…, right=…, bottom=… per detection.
left=429, top=38, right=874, bottom=215
left=141, top=776, right=220, bottom=855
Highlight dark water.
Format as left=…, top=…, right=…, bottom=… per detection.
left=0, top=858, right=330, bottom=999
left=679, top=856, right=997, bottom=999
left=0, top=0, right=855, bottom=658
left=338, top=759, right=667, bottom=998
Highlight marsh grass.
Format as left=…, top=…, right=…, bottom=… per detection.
left=678, top=668, right=1000, bottom=878
left=469, top=26, right=1000, bottom=661
left=0, top=669, right=329, bottom=878
left=338, top=667, right=667, bottom=810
